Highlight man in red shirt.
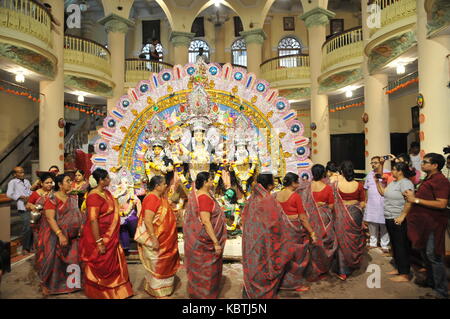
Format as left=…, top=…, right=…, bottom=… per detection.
left=404, top=153, right=450, bottom=299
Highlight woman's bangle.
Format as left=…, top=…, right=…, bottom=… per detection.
left=96, top=238, right=103, bottom=243
left=310, top=231, right=316, bottom=237
left=55, top=230, right=62, bottom=236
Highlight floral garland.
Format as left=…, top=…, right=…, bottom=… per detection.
left=119, top=198, right=135, bottom=217
left=0, top=84, right=40, bottom=102
left=213, top=164, right=224, bottom=187
left=231, top=162, right=256, bottom=196
left=329, top=96, right=365, bottom=113
left=175, top=163, right=191, bottom=191
left=65, top=102, right=106, bottom=116
left=226, top=205, right=241, bottom=231
left=385, top=77, right=418, bottom=95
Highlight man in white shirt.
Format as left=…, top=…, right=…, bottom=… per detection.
left=364, top=156, right=390, bottom=253
left=7, top=166, right=32, bottom=253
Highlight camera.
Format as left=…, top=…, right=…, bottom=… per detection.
left=383, top=155, right=390, bottom=160
left=375, top=173, right=382, bottom=179
left=444, top=146, right=450, bottom=155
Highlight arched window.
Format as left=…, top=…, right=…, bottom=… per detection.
left=188, top=39, right=210, bottom=64
left=278, top=37, right=302, bottom=56
left=141, top=42, right=164, bottom=61
left=231, top=38, right=247, bottom=67
left=277, top=37, right=303, bottom=67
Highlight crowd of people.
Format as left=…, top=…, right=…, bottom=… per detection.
left=1, top=146, right=449, bottom=299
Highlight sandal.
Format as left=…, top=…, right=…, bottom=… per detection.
left=336, top=274, right=347, bottom=281
left=295, top=285, right=310, bottom=292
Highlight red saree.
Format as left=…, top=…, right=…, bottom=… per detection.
left=297, top=183, right=337, bottom=279
left=242, top=184, right=306, bottom=299
left=36, top=194, right=83, bottom=294
left=183, top=190, right=227, bottom=299
left=28, top=190, right=52, bottom=252
left=135, top=193, right=180, bottom=297
left=332, top=183, right=365, bottom=273
left=79, top=190, right=133, bottom=299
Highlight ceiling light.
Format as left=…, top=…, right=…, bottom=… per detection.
left=345, top=89, right=353, bottom=98
left=396, top=64, right=405, bottom=75
left=15, top=72, right=25, bottom=83
left=214, top=0, right=221, bottom=8
left=77, top=94, right=85, bottom=102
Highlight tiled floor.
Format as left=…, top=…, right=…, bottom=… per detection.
left=1, top=248, right=446, bottom=299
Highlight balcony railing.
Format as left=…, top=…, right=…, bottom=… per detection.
left=0, top=0, right=52, bottom=47
left=125, top=59, right=174, bottom=84
left=369, top=0, right=416, bottom=36
left=64, top=35, right=111, bottom=77
left=322, top=26, right=363, bottom=73
left=260, top=54, right=310, bottom=84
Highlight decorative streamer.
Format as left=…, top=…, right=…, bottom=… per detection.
left=329, top=97, right=365, bottom=113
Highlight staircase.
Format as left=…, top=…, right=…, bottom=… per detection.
left=1, top=113, right=102, bottom=257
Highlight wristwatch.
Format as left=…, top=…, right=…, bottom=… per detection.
left=414, top=198, right=420, bottom=204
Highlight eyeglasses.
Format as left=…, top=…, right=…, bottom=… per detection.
left=421, top=160, right=431, bottom=165
left=370, top=162, right=380, bottom=165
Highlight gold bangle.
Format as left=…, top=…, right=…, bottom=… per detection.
left=55, top=230, right=62, bottom=236
left=96, top=237, right=103, bottom=243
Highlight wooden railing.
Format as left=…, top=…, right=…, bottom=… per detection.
left=0, top=0, right=52, bottom=47
left=64, top=35, right=111, bottom=77
left=125, top=59, right=174, bottom=84
left=369, top=0, right=416, bottom=36
left=260, top=54, right=310, bottom=83
left=321, top=27, right=363, bottom=73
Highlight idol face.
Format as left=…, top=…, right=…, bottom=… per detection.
left=194, top=130, right=205, bottom=144
left=153, top=146, right=163, bottom=156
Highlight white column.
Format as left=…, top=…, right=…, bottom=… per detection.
left=240, top=29, right=266, bottom=77
left=39, top=0, right=64, bottom=171
left=300, top=7, right=335, bottom=165
left=98, top=14, right=134, bottom=112
left=170, top=31, right=195, bottom=66
left=361, top=1, right=391, bottom=170
left=416, top=0, right=450, bottom=155
left=364, top=73, right=390, bottom=169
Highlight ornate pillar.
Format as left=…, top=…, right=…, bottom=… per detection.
left=240, top=29, right=266, bottom=77
left=263, top=16, right=273, bottom=61
left=416, top=0, right=450, bottom=155
left=39, top=0, right=64, bottom=170
left=170, top=31, right=195, bottom=66
left=300, top=7, right=334, bottom=165
left=98, top=14, right=134, bottom=111
left=215, top=24, right=226, bottom=63
left=361, top=1, right=391, bottom=170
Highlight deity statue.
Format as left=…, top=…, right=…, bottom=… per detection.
left=218, top=188, right=244, bottom=237
left=111, top=168, right=141, bottom=255
left=177, top=77, right=221, bottom=183
left=228, top=117, right=259, bottom=195
left=143, top=120, right=174, bottom=184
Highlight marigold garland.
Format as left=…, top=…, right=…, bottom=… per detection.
left=64, top=102, right=106, bottom=117
left=385, top=77, right=418, bottom=95
left=0, top=85, right=41, bottom=103
left=329, top=101, right=365, bottom=113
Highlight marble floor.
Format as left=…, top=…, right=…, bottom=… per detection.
left=1, top=247, right=445, bottom=299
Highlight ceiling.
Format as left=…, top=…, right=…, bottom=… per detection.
left=64, top=0, right=362, bottom=21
